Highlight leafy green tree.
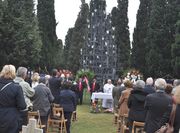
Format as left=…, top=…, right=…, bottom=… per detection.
left=131, top=0, right=152, bottom=74
left=111, top=0, right=130, bottom=76
left=37, top=0, right=60, bottom=69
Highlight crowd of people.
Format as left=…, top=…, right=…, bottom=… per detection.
left=112, top=77, right=180, bottom=133
left=0, top=65, right=79, bottom=133
left=0, top=64, right=180, bottom=133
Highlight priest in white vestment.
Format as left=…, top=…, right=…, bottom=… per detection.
left=102, top=79, right=114, bottom=109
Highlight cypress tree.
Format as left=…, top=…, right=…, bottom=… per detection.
left=63, top=28, right=74, bottom=68
left=0, top=0, right=7, bottom=67
left=64, top=2, right=89, bottom=73
left=0, top=0, right=42, bottom=67
left=37, top=0, right=58, bottom=69
left=131, top=0, right=152, bottom=74
left=171, top=1, right=180, bottom=77
left=145, top=0, right=179, bottom=77
left=112, top=0, right=130, bottom=76
left=145, top=0, right=168, bottom=77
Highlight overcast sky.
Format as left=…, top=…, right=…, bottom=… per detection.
left=55, top=0, right=140, bottom=43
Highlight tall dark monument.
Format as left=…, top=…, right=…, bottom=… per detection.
left=81, top=0, right=117, bottom=86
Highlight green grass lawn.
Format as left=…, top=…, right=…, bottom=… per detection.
left=71, top=91, right=117, bottom=133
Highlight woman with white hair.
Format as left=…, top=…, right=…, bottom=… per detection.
left=127, top=80, right=147, bottom=132
left=0, top=65, right=26, bottom=133
left=144, top=78, right=173, bottom=133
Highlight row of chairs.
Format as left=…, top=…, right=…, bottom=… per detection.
left=27, top=104, right=68, bottom=133
left=114, top=113, right=145, bottom=133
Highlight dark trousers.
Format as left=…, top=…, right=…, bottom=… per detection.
left=19, top=110, right=28, bottom=131
left=64, top=112, right=72, bottom=133
left=78, top=91, right=83, bottom=104
left=40, top=115, right=48, bottom=133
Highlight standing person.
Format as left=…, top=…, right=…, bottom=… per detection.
left=102, top=79, right=114, bottom=109
left=172, top=79, right=180, bottom=94
left=77, top=77, right=85, bottom=105
left=127, top=80, right=147, bottom=132
left=0, top=65, right=26, bottom=133
left=144, top=78, right=173, bottom=133
left=112, top=78, right=125, bottom=113
left=59, top=81, right=76, bottom=133
left=32, top=77, right=54, bottom=132
left=31, top=72, right=40, bottom=88
left=173, top=85, right=180, bottom=133
left=14, top=66, right=35, bottom=127
left=49, top=69, right=62, bottom=103
left=90, top=78, right=100, bottom=95
left=118, top=80, right=133, bottom=116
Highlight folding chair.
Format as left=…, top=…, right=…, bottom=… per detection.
left=46, top=107, right=67, bottom=133
left=117, top=114, right=129, bottom=133
left=132, top=121, right=145, bottom=133
left=114, top=113, right=119, bottom=124
left=72, top=111, right=77, bottom=122
left=28, top=110, right=45, bottom=129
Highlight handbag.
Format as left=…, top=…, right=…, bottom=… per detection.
left=155, top=104, right=177, bottom=133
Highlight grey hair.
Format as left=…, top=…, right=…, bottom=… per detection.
left=16, top=67, right=27, bottom=78
left=146, top=77, right=153, bottom=85
left=155, top=78, right=167, bottom=90
left=173, top=79, right=180, bottom=87
left=135, top=80, right=145, bottom=89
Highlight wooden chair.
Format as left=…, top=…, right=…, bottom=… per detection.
left=52, top=103, right=61, bottom=108
left=114, top=113, right=119, bottom=124
left=132, top=121, right=145, bottom=133
left=46, top=107, right=67, bottom=133
left=117, top=114, right=129, bottom=133
left=72, top=111, right=77, bottom=122
left=27, top=110, right=45, bottom=129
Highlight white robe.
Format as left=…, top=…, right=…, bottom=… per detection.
left=102, top=83, right=114, bottom=109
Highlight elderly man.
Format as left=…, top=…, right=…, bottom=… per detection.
left=14, top=67, right=35, bottom=128
left=143, top=77, right=155, bottom=94
left=144, top=78, right=173, bottom=133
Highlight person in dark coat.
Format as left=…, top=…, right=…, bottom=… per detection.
left=143, top=77, right=155, bottom=94
left=173, top=85, right=180, bottom=133
left=0, top=65, right=26, bottom=133
left=59, top=81, right=76, bottom=133
left=112, top=78, right=125, bottom=113
left=77, top=77, right=85, bottom=105
left=90, top=78, right=100, bottom=95
left=144, top=78, right=173, bottom=133
left=49, top=69, right=62, bottom=103
left=127, top=80, right=147, bottom=132
left=32, top=77, right=54, bottom=132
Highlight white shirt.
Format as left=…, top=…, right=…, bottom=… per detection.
left=103, top=83, right=114, bottom=93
